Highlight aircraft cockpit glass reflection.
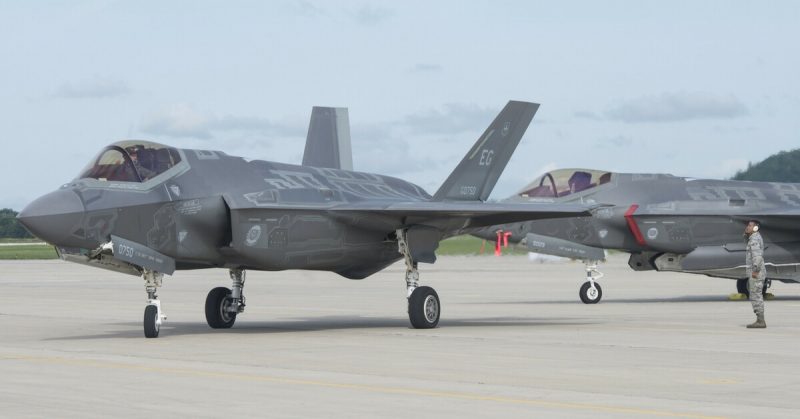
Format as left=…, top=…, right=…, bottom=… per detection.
left=518, top=169, right=612, bottom=198
left=78, top=141, right=182, bottom=182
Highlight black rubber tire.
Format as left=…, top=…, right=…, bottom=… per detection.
left=737, top=278, right=749, bottom=295
left=737, top=278, right=769, bottom=297
left=144, top=304, right=160, bottom=338
left=205, top=287, right=237, bottom=329
left=408, top=286, right=440, bottom=329
left=579, top=281, right=603, bottom=304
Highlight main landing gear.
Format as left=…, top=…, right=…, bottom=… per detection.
left=205, top=268, right=246, bottom=329
left=142, top=269, right=167, bottom=338
left=579, top=261, right=603, bottom=304
left=397, top=229, right=440, bottom=328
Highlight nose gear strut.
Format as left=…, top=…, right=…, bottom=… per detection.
left=142, top=269, right=166, bottom=338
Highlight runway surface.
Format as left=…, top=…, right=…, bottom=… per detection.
left=1, top=255, right=799, bottom=418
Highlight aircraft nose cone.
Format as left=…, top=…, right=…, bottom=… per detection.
left=17, top=189, right=85, bottom=246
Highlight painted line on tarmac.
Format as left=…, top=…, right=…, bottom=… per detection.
left=1, top=354, right=727, bottom=419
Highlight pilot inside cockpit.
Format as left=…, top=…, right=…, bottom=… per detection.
left=517, top=169, right=612, bottom=199
left=78, top=141, right=182, bottom=182
left=568, top=171, right=593, bottom=193
left=127, top=146, right=157, bottom=181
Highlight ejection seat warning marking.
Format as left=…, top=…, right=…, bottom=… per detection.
left=177, top=199, right=202, bottom=215
left=194, top=150, right=219, bottom=160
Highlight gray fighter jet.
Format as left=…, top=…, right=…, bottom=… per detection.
left=17, top=101, right=592, bottom=338
left=474, top=168, right=800, bottom=303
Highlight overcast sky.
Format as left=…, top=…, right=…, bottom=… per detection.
left=2, top=1, right=799, bottom=210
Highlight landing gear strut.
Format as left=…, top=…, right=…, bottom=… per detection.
left=397, top=229, right=440, bottom=328
left=579, top=260, right=603, bottom=304
left=142, top=269, right=166, bottom=338
left=205, top=269, right=246, bottom=329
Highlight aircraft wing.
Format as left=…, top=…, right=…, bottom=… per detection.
left=223, top=197, right=592, bottom=265
left=327, top=201, right=593, bottom=230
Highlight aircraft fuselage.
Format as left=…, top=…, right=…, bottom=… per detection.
left=21, top=144, right=430, bottom=278
left=475, top=170, right=800, bottom=283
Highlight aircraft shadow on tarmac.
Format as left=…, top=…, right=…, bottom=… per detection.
left=44, top=316, right=599, bottom=340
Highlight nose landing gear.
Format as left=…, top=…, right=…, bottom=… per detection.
left=142, top=269, right=166, bottom=338
left=579, top=261, right=604, bottom=304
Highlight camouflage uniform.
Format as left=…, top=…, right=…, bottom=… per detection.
left=746, top=231, right=765, bottom=316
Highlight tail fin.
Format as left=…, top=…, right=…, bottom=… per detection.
left=302, top=106, right=353, bottom=170
left=432, top=100, right=539, bottom=201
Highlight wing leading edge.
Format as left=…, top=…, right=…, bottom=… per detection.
left=326, top=201, right=593, bottom=230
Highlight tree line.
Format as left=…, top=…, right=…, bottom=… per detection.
left=732, top=149, right=800, bottom=182
left=0, top=208, right=33, bottom=239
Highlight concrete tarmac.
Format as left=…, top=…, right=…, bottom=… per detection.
left=1, top=255, right=799, bottom=418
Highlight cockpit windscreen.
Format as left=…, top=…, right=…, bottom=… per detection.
left=518, top=169, right=612, bottom=198
left=78, top=141, right=182, bottom=182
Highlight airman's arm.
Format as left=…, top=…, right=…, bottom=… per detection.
left=751, top=238, right=764, bottom=272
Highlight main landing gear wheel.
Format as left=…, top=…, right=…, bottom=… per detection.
left=736, top=278, right=748, bottom=295
left=144, top=304, right=160, bottom=338
left=579, top=281, right=603, bottom=304
left=205, top=287, right=237, bottom=329
left=408, top=286, right=440, bottom=329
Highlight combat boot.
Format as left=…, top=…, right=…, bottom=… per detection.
left=746, top=313, right=766, bottom=329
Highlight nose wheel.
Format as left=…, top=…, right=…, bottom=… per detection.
left=144, top=302, right=162, bottom=338
left=142, top=270, right=166, bottom=338
left=579, top=261, right=604, bottom=304
left=579, top=281, right=603, bottom=304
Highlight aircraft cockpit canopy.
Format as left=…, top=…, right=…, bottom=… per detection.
left=518, top=169, right=612, bottom=198
left=78, top=141, right=182, bottom=182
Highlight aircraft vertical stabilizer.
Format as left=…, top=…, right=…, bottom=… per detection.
left=432, top=101, right=539, bottom=202
left=302, top=106, right=353, bottom=170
